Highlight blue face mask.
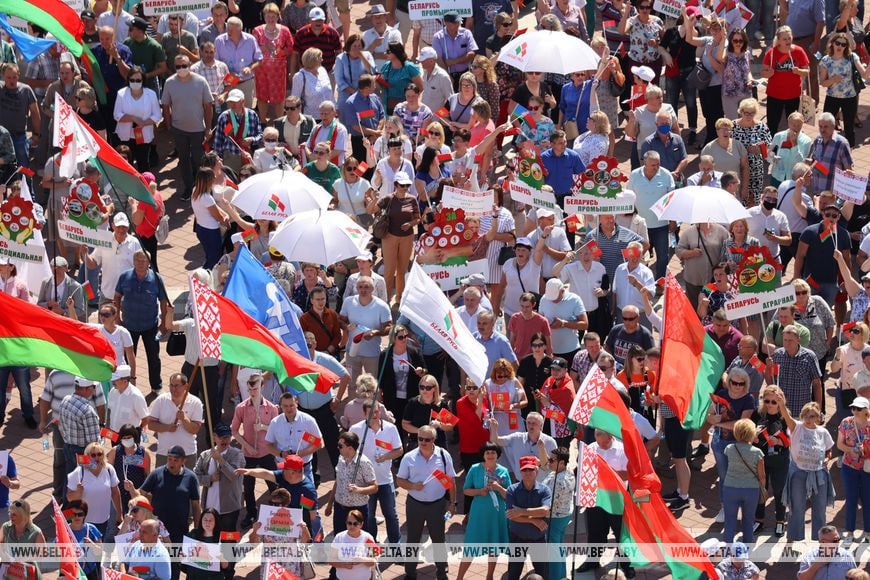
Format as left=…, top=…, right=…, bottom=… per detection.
left=657, top=124, right=671, bottom=134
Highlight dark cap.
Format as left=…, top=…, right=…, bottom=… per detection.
left=214, top=423, right=232, bottom=437
left=550, top=357, right=568, bottom=370
left=862, top=347, right=870, bottom=358
left=81, top=9, right=96, bottom=20
left=442, top=11, right=460, bottom=23
left=167, top=445, right=187, bottom=458
left=131, top=17, right=149, bottom=31
left=822, top=203, right=841, bottom=213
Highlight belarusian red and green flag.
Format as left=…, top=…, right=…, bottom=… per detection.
left=0, top=292, right=115, bottom=381
left=658, top=272, right=725, bottom=429
left=52, top=497, right=88, bottom=580
left=189, top=276, right=339, bottom=393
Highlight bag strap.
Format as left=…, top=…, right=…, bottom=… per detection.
left=777, top=185, right=795, bottom=209
left=735, top=446, right=763, bottom=486
left=515, top=260, right=527, bottom=294
left=697, top=225, right=717, bottom=270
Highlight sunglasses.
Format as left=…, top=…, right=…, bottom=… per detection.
left=763, top=399, right=778, bottom=404
left=129, top=78, right=143, bottom=83
left=418, top=437, right=434, bottom=442
left=500, top=22, right=512, bottom=27
left=528, top=106, right=541, bottom=111
left=622, top=316, right=638, bottom=321
left=284, top=105, right=298, bottom=111
left=99, top=312, right=112, bottom=318
left=130, top=507, right=141, bottom=513
left=90, top=452, right=104, bottom=458
left=420, top=385, right=435, bottom=391
left=345, top=166, right=358, bottom=171
left=264, top=139, right=278, bottom=144
left=395, top=334, right=409, bottom=340
left=315, top=150, right=329, bottom=156
left=72, top=511, right=85, bottom=517
left=849, top=327, right=862, bottom=334
left=527, top=72, right=542, bottom=76
left=531, top=342, right=545, bottom=348
left=346, top=520, right=362, bottom=526
left=731, top=38, right=744, bottom=43
left=730, top=380, right=746, bottom=387
left=176, top=64, right=189, bottom=69
left=495, top=373, right=510, bottom=379
left=824, top=213, right=841, bottom=219
left=465, top=385, right=479, bottom=391
left=834, top=41, right=848, bottom=47
left=795, top=290, right=808, bottom=296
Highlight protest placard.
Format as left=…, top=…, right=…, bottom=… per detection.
left=724, top=284, right=796, bottom=320
left=0, top=237, right=45, bottom=264
left=408, top=0, right=472, bottom=20
left=421, top=259, right=488, bottom=291
left=508, top=181, right=560, bottom=212
left=833, top=168, right=868, bottom=204
left=441, top=186, right=493, bottom=218
left=58, top=220, right=116, bottom=249
left=257, top=504, right=304, bottom=538
left=654, top=0, right=683, bottom=19
left=182, top=536, right=221, bottom=571
left=142, top=0, right=214, bottom=16
left=564, top=191, right=636, bottom=215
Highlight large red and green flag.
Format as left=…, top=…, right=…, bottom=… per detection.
left=568, top=366, right=661, bottom=494
left=658, top=272, right=725, bottom=429
left=638, top=494, right=719, bottom=579
left=189, top=276, right=339, bottom=393
left=0, top=0, right=83, bottom=57
left=52, top=497, right=88, bottom=580
left=0, top=292, right=115, bottom=381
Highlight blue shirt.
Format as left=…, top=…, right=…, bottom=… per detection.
left=505, top=480, right=552, bottom=539
left=339, top=91, right=385, bottom=137
left=559, top=80, right=593, bottom=124
left=271, top=471, right=319, bottom=526
left=72, top=523, right=102, bottom=573
left=0, top=455, right=16, bottom=508
left=297, top=351, right=346, bottom=409
left=214, top=32, right=263, bottom=80
left=140, top=466, right=200, bottom=541
left=124, top=541, right=172, bottom=580
left=474, top=331, right=518, bottom=375
left=432, top=27, right=478, bottom=74
left=627, top=166, right=675, bottom=229
left=786, top=0, right=826, bottom=38
left=91, top=42, right=133, bottom=92
left=640, top=133, right=687, bottom=173
left=114, top=269, right=168, bottom=332
left=538, top=292, right=586, bottom=355
left=541, top=148, right=586, bottom=196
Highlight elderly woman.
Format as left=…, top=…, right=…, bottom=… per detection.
left=66, top=442, right=122, bottom=535
left=785, top=402, right=835, bottom=542
left=836, top=396, right=870, bottom=545
left=559, top=70, right=596, bottom=145
left=252, top=3, right=293, bottom=122
left=494, top=236, right=544, bottom=320
left=392, top=84, right=433, bottom=147
left=291, top=262, right=334, bottom=312
left=402, top=374, right=452, bottom=448
left=820, top=31, right=868, bottom=147
left=414, top=120, right=450, bottom=161
left=722, top=419, right=766, bottom=544
left=676, top=221, right=730, bottom=307
left=330, top=508, right=376, bottom=580
left=731, top=98, right=772, bottom=204
left=482, top=358, right=529, bottom=436
left=335, top=34, right=376, bottom=98
left=701, top=119, right=750, bottom=203
left=113, top=65, right=161, bottom=171
left=340, top=374, right=395, bottom=430
left=442, top=72, right=484, bottom=135
left=761, top=26, right=810, bottom=134
left=291, top=48, right=333, bottom=121
left=379, top=42, right=423, bottom=114
left=722, top=28, right=754, bottom=120
left=831, top=322, right=870, bottom=412
left=0, top=499, right=45, bottom=574
left=333, top=156, right=375, bottom=225
left=721, top=218, right=760, bottom=271
left=709, top=368, right=756, bottom=523
left=118, top=495, right=172, bottom=542
left=253, top=126, right=298, bottom=172
left=618, top=0, right=664, bottom=84
left=76, top=85, right=107, bottom=140
left=751, top=386, right=794, bottom=537
left=627, top=85, right=677, bottom=168
left=685, top=14, right=727, bottom=145
left=106, top=423, right=151, bottom=509
left=573, top=110, right=611, bottom=166
left=770, top=113, right=813, bottom=187
left=792, top=277, right=836, bottom=371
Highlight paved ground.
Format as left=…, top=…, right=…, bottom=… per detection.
left=9, top=2, right=870, bottom=579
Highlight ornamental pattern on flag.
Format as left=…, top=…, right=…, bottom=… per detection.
left=191, top=276, right=222, bottom=360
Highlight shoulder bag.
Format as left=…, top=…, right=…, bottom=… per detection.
left=735, top=446, right=768, bottom=503
left=851, top=419, right=870, bottom=473
left=852, top=53, right=865, bottom=95
left=687, top=60, right=712, bottom=90
left=497, top=231, right=516, bottom=266
left=799, top=61, right=817, bottom=125
left=372, top=195, right=394, bottom=239
left=515, top=260, right=542, bottom=308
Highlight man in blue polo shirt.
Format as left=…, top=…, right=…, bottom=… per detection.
left=640, top=110, right=688, bottom=180
left=505, top=455, right=551, bottom=580
left=541, top=130, right=586, bottom=244
left=114, top=250, right=171, bottom=393
left=474, top=310, right=518, bottom=375
left=339, top=74, right=385, bottom=162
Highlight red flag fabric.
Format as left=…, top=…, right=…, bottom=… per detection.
left=749, top=354, right=765, bottom=373
left=266, top=561, right=300, bottom=580
left=83, top=281, right=96, bottom=301
left=638, top=494, right=719, bottom=579
left=301, top=432, right=322, bottom=447
left=436, top=153, right=453, bottom=162
left=709, top=393, right=733, bottom=412
left=502, top=127, right=520, bottom=136
left=438, top=408, right=460, bottom=426
left=580, top=238, right=603, bottom=258
left=354, top=161, right=369, bottom=177
left=374, top=439, right=393, bottom=450
left=431, top=469, right=452, bottom=489
left=621, top=246, right=641, bottom=259
left=357, top=109, right=376, bottom=119
left=564, top=214, right=582, bottom=234
left=52, top=497, right=85, bottom=580
left=76, top=454, right=92, bottom=465
left=812, top=160, right=830, bottom=175
left=223, top=73, right=240, bottom=86
left=220, top=531, right=241, bottom=541
left=543, top=406, right=567, bottom=423
left=299, top=496, right=316, bottom=510
left=17, top=166, right=35, bottom=177
left=435, top=107, right=450, bottom=118
left=241, top=228, right=258, bottom=242
left=491, top=392, right=511, bottom=410
left=100, top=427, right=118, bottom=442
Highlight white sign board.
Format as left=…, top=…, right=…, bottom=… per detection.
left=508, top=181, right=560, bottom=212
left=182, top=536, right=221, bottom=572
left=0, top=451, right=8, bottom=477
left=564, top=191, right=637, bottom=215
left=408, top=0, right=473, bottom=20
left=441, top=186, right=493, bottom=218
left=58, top=220, right=116, bottom=249
left=724, top=284, right=796, bottom=320
left=63, top=0, right=86, bottom=11
left=142, top=0, right=214, bottom=16
left=421, top=259, right=488, bottom=291
left=833, top=168, right=868, bottom=204
left=0, top=237, right=45, bottom=264
left=653, top=0, right=683, bottom=19
left=257, top=504, right=303, bottom=538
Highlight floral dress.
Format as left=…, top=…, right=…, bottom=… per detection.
left=731, top=122, right=772, bottom=203
left=723, top=51, right=752, bottom=100
left=626, top=15, right=663, bottom=64
left=516, top=116, right=555, bottom=147
left=252, top=25, right=294, bottom=104
left=820, top=55, right=858, bottom=99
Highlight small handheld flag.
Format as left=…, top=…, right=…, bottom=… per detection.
left=100, top=427, right=118, bottom=442
left=83, top=281, right=96, bottom=301
left=703, top=283, right=718, bottom=294
left=812, top=160, right=830, bottom=175
left=709, top=393, right=733, bottom=412
left=437, top=153, right=453, bottom=163
left=759, top=142, right=769, bottom=158
left=564, top=213, right=582, bottom=234
left=301, top=432, right=322, bottom=447
left=223, top=73, right=240, bottom=86
left=581, top=238, right=603, bottom=258
left=374, top=439, right=393, bottom=451
left=357, top=109, right=376, bottom=119
left=299, top=496, right=316, bottom=510
left=502, top=126, right=521, bottom=136
left=219, top=531, right=241, bottom=541
left=749, top=354, right=765, bottom=374
left=354, top=161, right=369, bottom=177
left=622, top=246, right=641, bottom=260
left=241, top=228, right=258, bottom=242
left=430, top=469, right=452, bottom=489
left=435, top=107, right=450, bottom=118
left=543, top=406, right=567, bottom=423
left=17, top=166, right=35, bottom=177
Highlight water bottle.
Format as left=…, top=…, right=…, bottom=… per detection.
left=141, top=431, right=149, bottom=443
left=443, top=511, right=452, bottom=521
left=41, top=437, right=50, bottom=452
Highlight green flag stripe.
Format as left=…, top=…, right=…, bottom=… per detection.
left=595, top=488, right=624, bottom=514
left=0, top=336, right=112, bottom=381
left=589, top=406, right=623, bottom=438
left=682, top=334, right=725, bottom=430
left=222, top=334, right=315, bottom=391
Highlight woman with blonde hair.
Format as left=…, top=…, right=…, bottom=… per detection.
left=731, top=98, right=772, bottom=204
left=414, top=121, right=450, bottom=163
left=290, top=47, right=333, bottom=120
left=701, top=118, right=750, bottom=201
left=722, top=418, right=765, bottom=543
left=252, top=3, right=293, bottom=122
left=831, top=321, right=870, bottom=411
left=442, top=72, right=484, bottom=135
left=66, top=441, right=123, bottom=535
left=0, top=499, right=45, bottom=575
left=760, top=26, right=810, bottom=134
left=401, top=374, right=452, bottom=448
left=483, top=358, right=529, bottom=436
left=685, top=13, right=727, bottom=144
left=573, top=110, right=611, bottom=166
left=751, top=386, right=795, bottom=537
left=340, top=373, right=395, bottom=429
left=721, top=218, right=760, bottom=270
left=471, top=56, right=499, bottom=122
left=370, top=115, right=413, bottom=164
left=785, top=402, right=835, bottom=541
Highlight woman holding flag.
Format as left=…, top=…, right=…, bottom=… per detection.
left=106, top=423, right=151, bottom=510
left=66, top=441, right=123, bottom=535
left=66, top=500, right=103, bottom=580
left=836, top=396, right=870, bottom=545
left=751, top=386, right=794, bottom=537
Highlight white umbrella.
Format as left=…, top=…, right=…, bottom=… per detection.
left=271, top=209, right=372, bottom=265
left=650, top=186, right=750, bottom=224
left=232, top=168, right=332, bottom=221
left=496, top=30, right=600, bottom=75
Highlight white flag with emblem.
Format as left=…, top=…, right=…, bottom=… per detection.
left=399, top=262, right=488, bottom=387
left=53, top=93, right=98, bottom=178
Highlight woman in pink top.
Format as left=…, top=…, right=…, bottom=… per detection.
left=131, top=172, right=165, bottom=272
left=0, top=259, right=31, bottom=302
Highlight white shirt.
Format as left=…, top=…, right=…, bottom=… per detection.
left=333, top=177, right=373, bottom=217
left=264, top=411, right=322, bottom=464
left=501, top=257, right=543, bottom=317
left=529, top=227, right=571, bottom=278
left=612, top=262, right=655, bottom=310
left=107, top=385, right=149, bottom=432
left=291, top=67, right=335, bottom=119
left=397, top=445, right=456, bottom=502
left=361, top=26, right=403, bottom=69
left=90, top=235, right=142, bottom=299
left=333, top=530, right=377, bottom=580
left=589, top=440, right=628, bottom=476
left=67, top=465, right=120, bottom=524
left=93, top=324, right=133, bottom=365
left=374, top=158, right=414, bottom=197
left=420, top=65, right=454, bottom=113
left=97, top=11, right=134, bottom=42
left=339, top=296, right=392, bottom=358
left=559, top=260, right=606, bottom=313
left=350, top=419, right=402, bottom=485
left=343, top=272, right=388, bottom=303
left=148, top=392, right=204, bottom=455
left=113, top=87, right=162, bottom=143
left=457, top=303, right=489, bottom=331
left=747, top=206, right=790, bottom=259
left=191, top=191, right=220, bottom=229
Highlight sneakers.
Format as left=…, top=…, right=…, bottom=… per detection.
left=714, top=508, right=725, bottom=523
left=752, top=521, right=763, bottom=533
left=662, top=490, right=680, bottom=502
left=669, top=496, right=690, bottom=510
left=690, top=445, right=709, bottom=459
left=775, top=522, right=785, bottom=537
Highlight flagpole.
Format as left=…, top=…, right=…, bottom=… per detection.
left=198, top=361, right=215, bottom=449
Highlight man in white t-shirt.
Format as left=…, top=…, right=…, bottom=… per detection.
left=82, top=212, right=142, bottom=303
left=339, top=276, right=392, bottom=383
left=343, top=252, right=388, bottom=303
left=107, top=365, right=149, bottom=433
left=147, top=372, right=204, bottom=469
left=528, top=209, right=571, bottom=279
left=361, top=5, right=403, bottom=69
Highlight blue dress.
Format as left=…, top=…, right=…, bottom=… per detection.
left=463, top=462, right=510, bottom=545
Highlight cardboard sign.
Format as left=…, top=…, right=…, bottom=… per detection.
left=833, top=168, right=868, bottom=204
left=182, top=536, right=221, bottom=571
left=508, top=181, right=559, bottom=212
left=142, top=0, right=214, bottom=16
left=257, top=504, right=303, bottom=538
left=441, top=186, right=493, bottom=218
left=563, top=190, right=637, bottom=215
left=736, top=246, right=783, bottom=294
left=57, top=220, right=116, bottom=249
left=421, top=259, right=488, bottom=291
left=0, top=237, right=45, bottom=264
left=408, top=0, right=473, bottom=20
left=724, top=284, right=796, bottom=320
left=654, top=0, right=683, bottom=18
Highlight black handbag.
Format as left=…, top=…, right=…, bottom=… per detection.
left=497, top=232, right=516, bottom=265
left=371, top=195, right=393, bottom=239
left=166, top=331, right=186, bottom=356
left=687, top=61, right=712, bottom=90
left=852, top=54, right=865, bottom=94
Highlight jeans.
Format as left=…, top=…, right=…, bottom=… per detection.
left=787, top=467, right=829, bottom=541
left=711, top=433, right=730, bottom=502
left=332, top=502, right=369, bottom=542
left=195, top=224, right=223, bottom=270
left=813, top=281, right=840, bottom=305
left=171, top=128, right=205, bottom=195
left=841, top=464, right=870, bottom=532
left=299, top=402, right=340, bottom=485
left=756, top=452, right=789, bottom=522
left=723, top=485, right=760, bottom=543
left=11, top=133, right=28, bottom=168
left=0, top=366, right=33, bottom=423
left=648, top=225, right=670, bottom=280
left=747, top=0, right=776, bottom=43
left=130, top=326, right=162, bottom=391
left=664, top=72, right=698, bottom=130
left=698, top=85, right=724, bottom=141
left=366, top=482, right=401, bottom=544
left=547, top=514, right=572, bottom=580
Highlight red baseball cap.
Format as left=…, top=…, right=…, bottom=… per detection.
left=277, top=454, right=304, bottom=471
left=519, top=456, right=539, bottom=471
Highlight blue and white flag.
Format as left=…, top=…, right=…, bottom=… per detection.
left=0, top=15, right=55, bottom=62
left=223, top=245, right=310, bottom=359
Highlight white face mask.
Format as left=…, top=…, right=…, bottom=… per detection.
left=129, top=81, right=143, bottom=90
left=176, top=67, right=190, bottom=78
left=264, top=141, right=277, bottom=151
left=121, top=437, right=135, bottom=448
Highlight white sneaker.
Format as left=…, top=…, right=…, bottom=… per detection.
left=715, top=508, right=725, bottom=523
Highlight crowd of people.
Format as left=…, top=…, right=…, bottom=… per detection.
left=4, top=0, right=870, bottom=578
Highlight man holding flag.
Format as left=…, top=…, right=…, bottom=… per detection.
left=339, top=74, right=384, bottom=161
left=793, top=202, right=851, bottom=304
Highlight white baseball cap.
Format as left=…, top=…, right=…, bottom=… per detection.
left=417, top=47, right=438, bottom=62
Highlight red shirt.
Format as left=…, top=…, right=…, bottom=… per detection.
left=456, top=395, right=491, bottom=454
left=508, top=312, right=552, bottom=359
left=542, top=374, right=575, bottom=415
left=763, top=46, right=809, bottom=100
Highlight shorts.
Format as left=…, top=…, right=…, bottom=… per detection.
left=335, top=0, right=350, bottom=13
left=664, top=416, right=690, bottom=459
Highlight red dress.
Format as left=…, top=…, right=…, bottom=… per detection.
left=252, top=25, right=294, bottom=104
